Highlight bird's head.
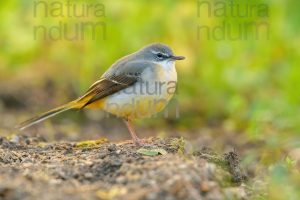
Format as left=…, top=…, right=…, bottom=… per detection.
left=138, top=43, right=185, bottom=63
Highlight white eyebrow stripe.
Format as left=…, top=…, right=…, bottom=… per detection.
left=151, top=50, right=168, bottom=57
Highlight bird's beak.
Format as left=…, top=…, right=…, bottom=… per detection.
left=170, top=55, right=185, bottom=60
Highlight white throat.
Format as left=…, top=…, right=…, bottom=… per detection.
left=156, top=60, right=177, bottom=82
left=157, top=60, right=176, bottom=71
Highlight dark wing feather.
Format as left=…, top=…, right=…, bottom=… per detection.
left=78, top=60, right=154, bottom=109
left=79, top=74, right=138, bottom=109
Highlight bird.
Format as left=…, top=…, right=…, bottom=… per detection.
left=18, top=43, right=185, bottom=145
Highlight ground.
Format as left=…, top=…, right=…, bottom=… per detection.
left=0, top=135, right=252, bottom=200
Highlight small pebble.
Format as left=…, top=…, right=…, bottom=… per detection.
left=108, top=144, right=117, bottom=152
left=10, top=136, right=20, bottom=143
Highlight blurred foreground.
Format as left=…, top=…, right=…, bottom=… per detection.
left=0, top=136, right=251, bottom=200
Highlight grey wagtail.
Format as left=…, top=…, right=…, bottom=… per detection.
left=18, top=43, right=185, bottom=145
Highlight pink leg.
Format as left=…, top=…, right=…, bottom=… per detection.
left=123, top=119, right=143, bottom=146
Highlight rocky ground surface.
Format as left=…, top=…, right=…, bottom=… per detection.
left=0, top=135, right=252, bottom=200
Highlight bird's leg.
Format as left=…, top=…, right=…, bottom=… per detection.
left=123, top=119, right=143, bottom=146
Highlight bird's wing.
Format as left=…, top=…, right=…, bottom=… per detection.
left=78, top=61, right=152, bottom=109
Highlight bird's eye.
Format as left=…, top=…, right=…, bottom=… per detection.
left=156, top=53, right=164, bottom=59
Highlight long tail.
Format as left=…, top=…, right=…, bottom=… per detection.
left=18, top=101, right=78, bottom=130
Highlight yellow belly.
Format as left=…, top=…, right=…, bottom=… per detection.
left=102, top=95, right=171, bottom=119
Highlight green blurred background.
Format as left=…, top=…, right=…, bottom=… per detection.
left=0, top=0, right=299, bottom=198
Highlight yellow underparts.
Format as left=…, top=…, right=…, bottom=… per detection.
left=84, top=98, right=107, bottom=109
left=71, top=95, right=107, bottom=109
left=72, top=95, right=169, bottom=119
left=102, top=96, right=169, bottom=119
